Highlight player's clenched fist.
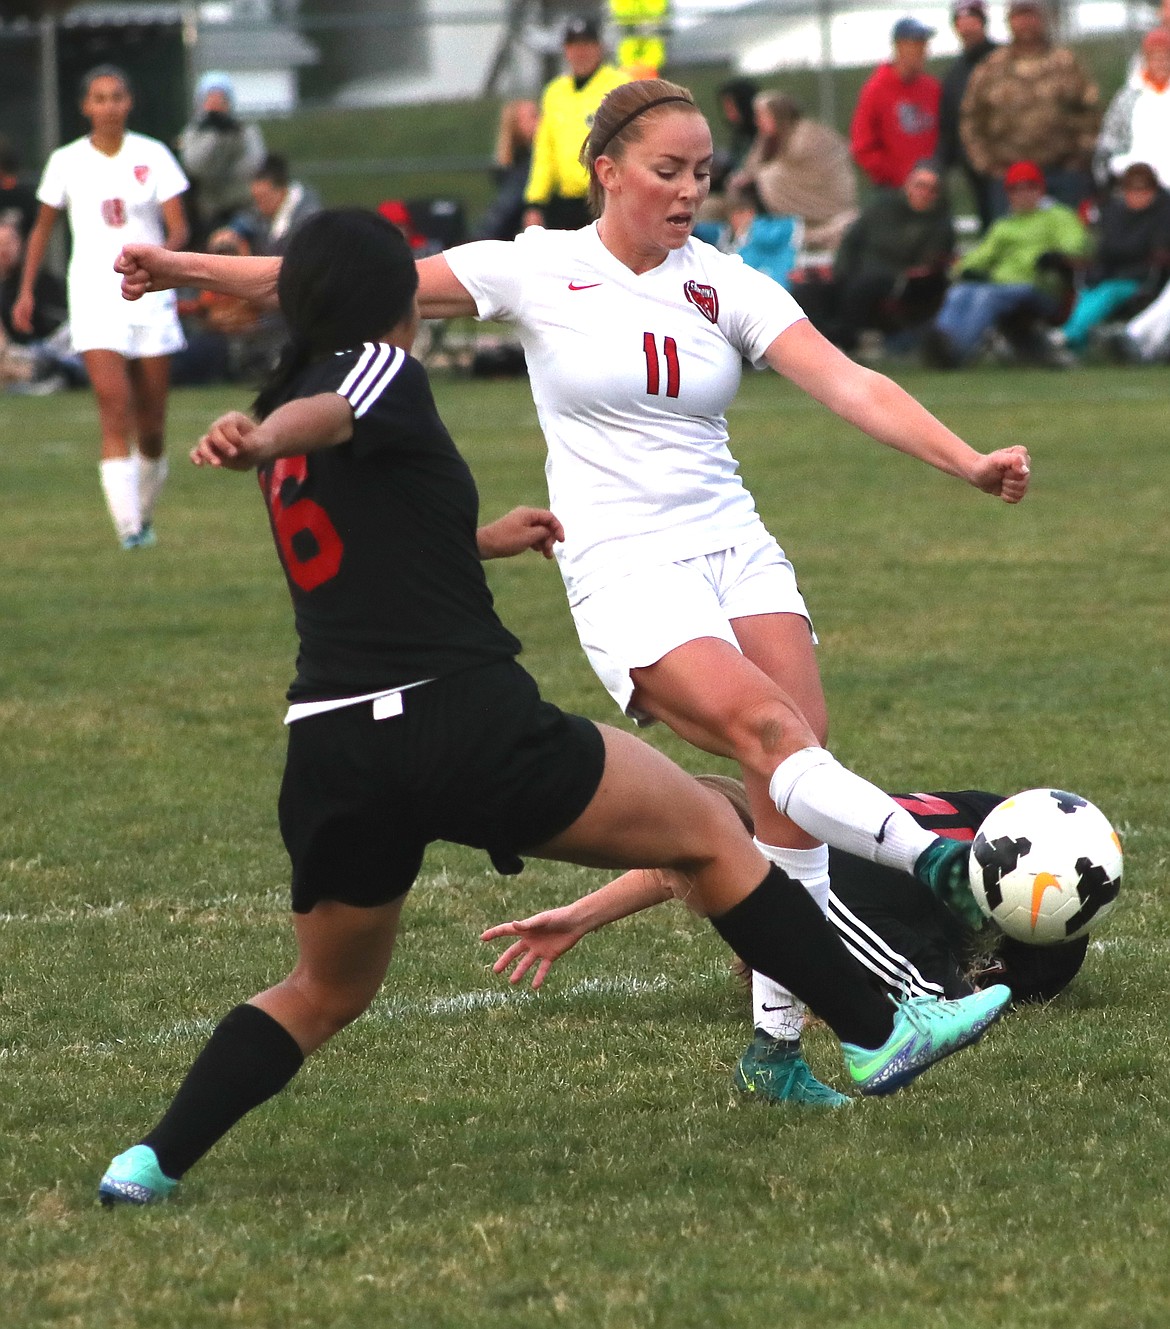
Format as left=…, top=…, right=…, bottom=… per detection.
left=115, top=243, right=176, bottom=300
left=190, top=412, right=258, bottom=470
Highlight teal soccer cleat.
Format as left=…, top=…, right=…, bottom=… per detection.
left=841, top=984, right=1011, bottom=1097
left=734, top=1030, right=852, bottom=1107
left=914, top=836, right=985, bottom=928
left=98, top=1144, right=177, bottom=1206
left=119, top=524, right=157, bottom=551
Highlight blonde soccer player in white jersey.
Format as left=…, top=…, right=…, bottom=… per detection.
left=15, top=64, right=188, bottom=550
left=114, top=79, right=1031, bottom=1108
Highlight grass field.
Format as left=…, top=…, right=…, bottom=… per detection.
left=2, top=363, right=1169, bottom=1327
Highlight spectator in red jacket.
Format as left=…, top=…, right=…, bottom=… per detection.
left=850, top=17, right=942, bottom=189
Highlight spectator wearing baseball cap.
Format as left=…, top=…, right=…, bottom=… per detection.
left=563, top=15, right=600, bottom=43
left=522, top=15, right=629, bottom=232
left=922, top=158, right=1088, bottom=366
left=959, top=0, right=1100, bottom=218
left=849, top=17, right=941, bottom=189
left=937, top=0, right=999, bottom=232
left=892, top=16, right=935, bottom=42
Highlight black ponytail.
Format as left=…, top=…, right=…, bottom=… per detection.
left=252, top=208, right=420, bottom=419
left=253, top=337, right=314, bottom=421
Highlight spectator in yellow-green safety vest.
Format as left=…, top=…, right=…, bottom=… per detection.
left=522, top=15, right=630, bottom=231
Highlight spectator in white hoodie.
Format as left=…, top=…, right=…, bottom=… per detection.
left=1095, top=26, right=1170, bottom=189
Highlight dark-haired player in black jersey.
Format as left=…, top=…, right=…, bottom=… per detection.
left=486, top=782, right=1088, bottom=1100
left=98, top=209, right=1011, bottom=1205
left=824, top=789, right=1088, bottom=1007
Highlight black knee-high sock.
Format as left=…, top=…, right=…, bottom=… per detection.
left=142, top=1003, right=305, bottom=1179
left=711, top=865, right=895, bottom=1050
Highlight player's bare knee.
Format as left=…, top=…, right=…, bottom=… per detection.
left=726, top=699, right=818, bottom=779
left=670, top=781, right=753, bottom=877
left=290, top=973, right=376, bottom=1038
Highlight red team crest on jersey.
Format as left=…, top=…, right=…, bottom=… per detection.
left=134, top=164, right=150, bottom=184
left=683, top=280, right=719, bottom=324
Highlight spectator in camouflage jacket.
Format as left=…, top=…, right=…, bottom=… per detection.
left=959, top=0, right=1100, bottom=219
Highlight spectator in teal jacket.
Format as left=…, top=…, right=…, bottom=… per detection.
left=922, top=159, right=1087, bottom=365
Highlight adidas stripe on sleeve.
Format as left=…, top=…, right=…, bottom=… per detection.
left=336, top=343, right=407, bottom=418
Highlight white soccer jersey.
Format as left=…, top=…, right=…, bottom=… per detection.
left=446, top=225, right=807, bottom=604
left=37, top=131, right=187, bottom=328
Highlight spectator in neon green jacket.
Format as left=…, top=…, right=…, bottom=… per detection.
left=522, top=16, right=629, bottom=232
left=921, top=159, right=1087, bottom=365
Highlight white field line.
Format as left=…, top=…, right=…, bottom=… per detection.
left=0, top=941, right=1153, bottom=1066
left=0, top=973, right=693, bottom=1063
left=372, top=972, right=673, bottom=1020
left=0, top=903, right=133, bottom=924
left=0, top=889, right=289, bottom=926
left=0, top=881, right=1153, bottom=1065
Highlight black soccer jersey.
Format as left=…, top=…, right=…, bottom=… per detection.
left=260, top=342, right=522, bottom=700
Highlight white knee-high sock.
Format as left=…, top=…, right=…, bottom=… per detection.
left=749, top=839, right=831, bottom=1042
left=756, top=840, right=831, bottom=913
left=770, top=747, right=937, bottom=873
left=136, top=454, right=168, bottom=525
left=751, top=971, right=804, bottom=1042
left=99, top=457, right=141, bottom=540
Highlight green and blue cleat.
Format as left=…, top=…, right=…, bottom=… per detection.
left=119, top=523, right=157, bottom=551
left=734, top=1031, right=853, bottom=1107
left=98, top=1144, right=177, bottom=1206
left=914, top=836, right=985, bottom=929
left=842, top=984, right=1011, bottom=1096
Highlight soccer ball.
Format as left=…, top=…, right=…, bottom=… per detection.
left=969, top=788, right=1123, bottom=945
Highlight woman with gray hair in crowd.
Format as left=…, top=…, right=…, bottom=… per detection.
left=729, top=90, right=858, bottom=253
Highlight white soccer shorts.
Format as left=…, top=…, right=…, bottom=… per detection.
left=70, top=309, right=186, bottom=358
left=570, top=534, right=815, bottom=723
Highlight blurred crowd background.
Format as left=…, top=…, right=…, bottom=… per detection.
left=2, top=0, right=1169, bottom=390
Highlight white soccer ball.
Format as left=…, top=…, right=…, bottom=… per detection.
left=968, top=788, right=1123, bottom=945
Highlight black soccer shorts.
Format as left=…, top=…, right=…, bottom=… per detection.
left=278, top=659, right=607, bottom=912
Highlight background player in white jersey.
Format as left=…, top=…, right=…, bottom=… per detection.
left=14, top=65, right=188, bottom=549
left=113, top=79, right=1030, bottom=1107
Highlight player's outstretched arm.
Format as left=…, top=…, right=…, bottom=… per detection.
left=764, top=319, right=1031, bottom=504
left=416, top=252, right=480, bottom=319
left=117, top=243, right=280, bottom=306
left=477, top=506, right=565, bottom=559
left=482, top=870, right=675, bottom=989
left=190, top=395, right=353, bottom=471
